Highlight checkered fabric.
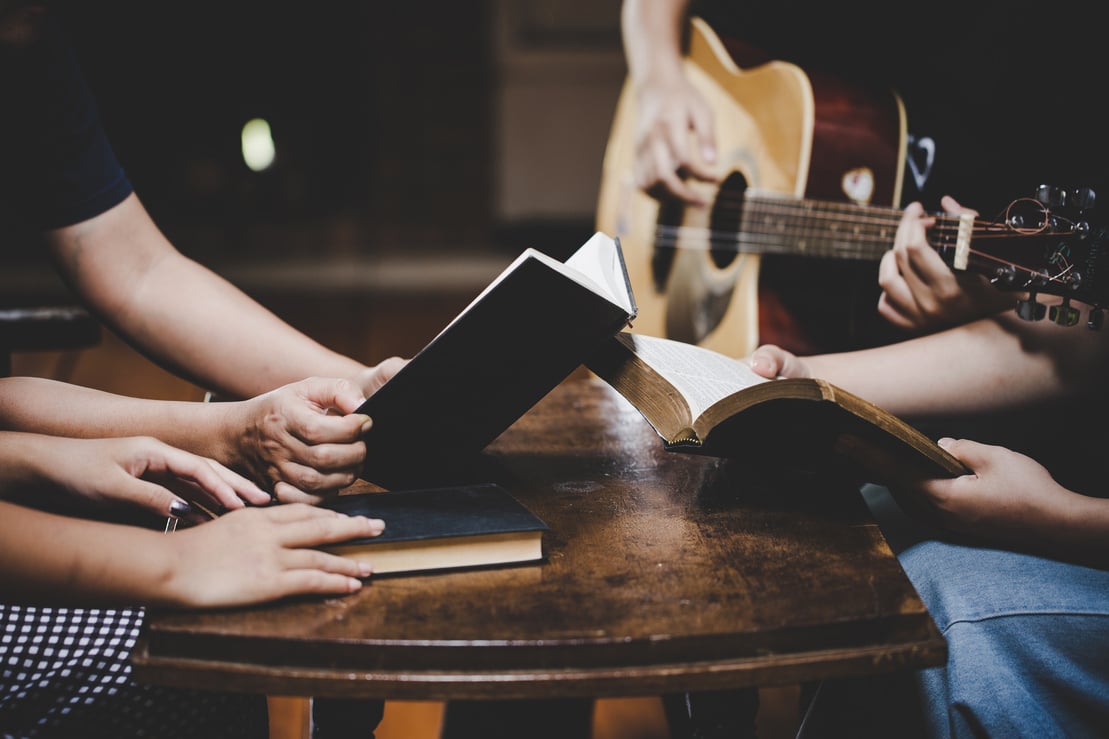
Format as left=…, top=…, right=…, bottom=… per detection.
left=0, top=605, right=267, bottom=739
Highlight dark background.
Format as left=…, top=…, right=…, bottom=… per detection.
left=46, top=0, right=500, bottom=255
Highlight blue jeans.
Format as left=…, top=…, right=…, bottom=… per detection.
left=862, top=485, right=1109, bottom=739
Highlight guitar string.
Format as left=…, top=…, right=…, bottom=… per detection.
left=644, top=200, right=1077, bottom=284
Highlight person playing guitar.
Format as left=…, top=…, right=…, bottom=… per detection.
left=606, top=2, right=1109, bottom=737
left=609, top=0, right=1109, bottom=359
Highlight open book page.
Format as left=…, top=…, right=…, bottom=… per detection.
left=435, top=233, right=632, bottom=343
left=613, top=333, right=768, bottom=420
left=561, top=232, right=635, bottom=314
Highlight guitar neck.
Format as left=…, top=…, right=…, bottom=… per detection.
left=656, top=192, right=977, bottom=268
left=738, top=193, right=903, bottom=260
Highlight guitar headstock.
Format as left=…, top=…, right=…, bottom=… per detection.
left=930, top=185, right=1109, bottom=329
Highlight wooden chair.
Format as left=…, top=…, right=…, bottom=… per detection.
left=0, top=304, right=101, bottom=377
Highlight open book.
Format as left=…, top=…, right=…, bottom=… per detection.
left=586, top=332, right=968, bottom=484
left=318, top=483, right=548, bottom=576
left=358, top=232, right=636, bottom=481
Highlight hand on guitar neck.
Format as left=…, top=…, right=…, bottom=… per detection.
left=882, top=188, right=1107, bottom=334
left=878, top=196, right=1015, bottom=333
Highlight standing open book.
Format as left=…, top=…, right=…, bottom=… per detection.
left=587, top=332, right=968, bottom=484
left=358, top=232, right=636, bottom=481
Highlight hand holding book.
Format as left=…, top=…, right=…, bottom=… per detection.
left=586, top=332, right=967, bottom=485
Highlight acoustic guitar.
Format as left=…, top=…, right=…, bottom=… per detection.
left=597, top=16, right=908, bottom=357
left=596, top=17, right=1109, bottom=356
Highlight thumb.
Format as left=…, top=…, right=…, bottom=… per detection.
left=300, top=377, right=367, bottom=415
left=935, top=437, right=985, bottom=474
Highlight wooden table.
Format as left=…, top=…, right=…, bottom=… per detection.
left=132, top=377, right=945, bottom=701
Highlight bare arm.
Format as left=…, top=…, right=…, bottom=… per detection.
left=0, top=376, right=374, bottom=499
left=0, top=430, right=269, bottom=517
left=0, top=500, right=383, bottom=607
left=621, top=0, right=717, bottom=204
left=45, top=193, right=386, bottom=399
left=0, top=429, right=387, bottom=604
left=750, top=310, right=1109, bottom=419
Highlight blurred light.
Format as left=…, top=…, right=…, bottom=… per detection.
left=241, top=118, right=275, bottom=171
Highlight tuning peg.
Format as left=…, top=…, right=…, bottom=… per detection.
left=1073, top=187, right=1096, bottom=212
left=1035, top=184, right=1066, bottom=208
left=1088, top=308, right=1104, bottom=330
left=1050, top=299, right=1080, bottom=327
left=1016, top=294, right=1047, bottom=321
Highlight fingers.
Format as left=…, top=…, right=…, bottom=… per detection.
left=237, top=381, right=373, bottom=496
left=876, top=251, right=917, bottom=330
left=688, top=94, right=717, bottom=171
left=664, top=106, right=717, bottom=185
left=940, top=195, right=976, bottom=216
left=203, top=458, right=273, bottom=506
left=357, top=357, right=407, bottom=396
left=270, top=568, right=367, bottom=596
left=747, top=344, right=808, bottom=378
left=145, top=440, right=269, bottom=511
left=634, top=93, right=718, bottom=205
left=935, top=437, right=988, bottom=472
left=260, top=502, right=385, bottom=547
left=111, top=474, right=197, bottom=518
left=295, top=376, right=368, bottom=417
left=266, top=440, right=367, bottom=496
left=174, top=505, right=385, bottom=604
left=282, top=390, right=372, bottom=447
left=272, top=479, right=324, bottom=505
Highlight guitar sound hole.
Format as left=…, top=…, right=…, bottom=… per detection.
left=709, top=173, right=747, bottom=270
left=652, top=199, right=684, bottom=293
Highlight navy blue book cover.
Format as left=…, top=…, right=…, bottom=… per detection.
left=318, top=483, right=548, bottom=545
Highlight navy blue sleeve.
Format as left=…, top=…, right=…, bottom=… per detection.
left=0, top=17, right=133, bottom=230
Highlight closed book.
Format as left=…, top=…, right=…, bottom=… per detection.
left=318, top=483, right=549, bottom=576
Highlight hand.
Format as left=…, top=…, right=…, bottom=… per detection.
left=877, top=196, right=1013, bottom=333
left=163, top=503, right=385, bottom=607
left=747, top=344, right=813, bottom=379
left=227, top=377, right=374, bottom=503
left=353, top=356, right=407, bottom=397
left=890, top=438, right=1072, bottom=546
left=633, top=71, right=718, bottom=205
left=37, top=435, right=269, bottom=519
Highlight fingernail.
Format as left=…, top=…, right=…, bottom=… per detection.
left=358, top=563, right=373, bottom=578
left=169, top=499, right=193, bottom=518
left=367, top=517, right=385, bottom=534
left=357, top=414, right=373, bottom=434
left=348, top=577, right=364, bottom=591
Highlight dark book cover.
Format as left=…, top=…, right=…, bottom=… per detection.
left=318, top=483, right=549, bottom=545
left=357, top=236, right=635, bottom=482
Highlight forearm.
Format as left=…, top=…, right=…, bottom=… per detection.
left=621, top=0, right=691, bottom=88
left=0, top=501, right=178, bottom=606
left=47, top=195, right=367, bottom=398
left=0, top=377, right=236, bottom=462
left=806, top=313, right=1109, bottom=418
left=1036, top=491, right=1109, bottom=569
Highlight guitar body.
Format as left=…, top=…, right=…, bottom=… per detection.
left=597, top=17, right=907, bottom=356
